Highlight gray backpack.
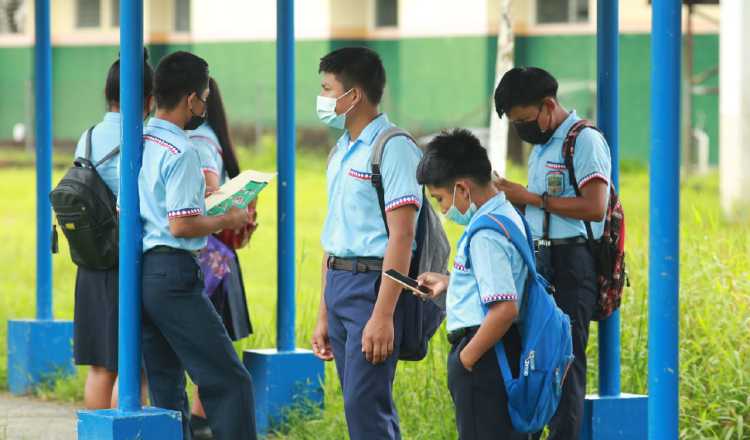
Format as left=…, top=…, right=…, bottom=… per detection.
left=329, top=127, right=451, bottom=360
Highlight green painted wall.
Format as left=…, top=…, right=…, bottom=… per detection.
left=0, top=33, right=719, bottom=164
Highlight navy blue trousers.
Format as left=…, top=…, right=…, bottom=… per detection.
left=141, top=250, right=257, bottom=440
left=325, top=269, right=405, bottom=440
left=535, top=243, right=598, bottom=440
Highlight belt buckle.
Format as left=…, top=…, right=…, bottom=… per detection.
left=355, top=261, right=368, bottom=273
left=535, top=239, right=551, bottom=250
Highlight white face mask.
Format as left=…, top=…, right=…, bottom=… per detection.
left=316, top=88, right=355, bottom=130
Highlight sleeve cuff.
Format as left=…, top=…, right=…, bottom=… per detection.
left=385, top=195, right=421, bottom=212
left=578, top=172, right=609, bottom=188
left=481, top=293, right=518, bottom=305
left=168, top=208, right=203, bottom=219
left=202, top=167, right=219, bottom=176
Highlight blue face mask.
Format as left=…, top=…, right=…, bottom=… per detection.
left=445, top=184, right=477, bottom=226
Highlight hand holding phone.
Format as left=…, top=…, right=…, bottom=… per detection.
left=383, top=269, right=432, bottom=299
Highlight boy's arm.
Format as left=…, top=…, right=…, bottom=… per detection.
left=169, top=207, right=248, bottom=238
left=459, top=231, right=520, bottom=370
left=459, top=301, right=518, bottom=371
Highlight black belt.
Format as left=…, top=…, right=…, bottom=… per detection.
left=447, top=326, right=479, bottom=345
left=534, top=236, right=593, bottom=249
left=147, top=245, right=199, bottom=257
left=327, top=256, right=383, bottom=273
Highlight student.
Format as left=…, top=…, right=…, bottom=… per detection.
left=72, top=51, right=152, bottom=410
left=493, top=67, right=612, bottom=440
left=187, top=76, right=256, bottom=439
left=139, top=51, right=256, bottom=440
left=309, top=47, right=423, bottom=440
left=416, top=129, right=528, bottom=440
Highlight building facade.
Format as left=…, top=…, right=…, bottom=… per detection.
left=0, top=0, right=719, bottom=163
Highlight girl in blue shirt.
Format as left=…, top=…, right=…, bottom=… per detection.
left=72, top=51, right=153, bottom=410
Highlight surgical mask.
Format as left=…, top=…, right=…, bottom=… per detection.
left=445, top=184, right=477, bottom=226
left=316, top=89, right=355, bottom=130
left=513, top=104, right=554, bottom=145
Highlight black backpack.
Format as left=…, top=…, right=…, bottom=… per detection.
left=49, top=127, right=120, bottom=270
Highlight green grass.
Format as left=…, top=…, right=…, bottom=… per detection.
left=0, top=142, right=747, bottom=439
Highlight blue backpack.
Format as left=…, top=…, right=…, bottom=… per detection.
left=465, top=212, right=574, bottom=433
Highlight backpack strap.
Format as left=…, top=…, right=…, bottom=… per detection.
left=94, top=145, right=120, bottom=168
left=370, top=126, right=419, bottom=238
left=543, top=119, right=598, bottom=242
left=84, top=126, right=94, bottom=161
left=464, top=212, right=537, bottom=277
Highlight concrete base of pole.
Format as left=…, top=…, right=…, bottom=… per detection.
left=243, top=348, right=324, bottom=434
left=582, top=393, right=648, bottom=440
left=7, top=319, right=74, bottom=395
left=77, top=408, right=182, bottom=440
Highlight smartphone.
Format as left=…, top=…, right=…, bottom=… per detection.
left=384, top=269, right=431, bottom=298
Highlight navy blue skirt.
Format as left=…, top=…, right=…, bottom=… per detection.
left=74, top=266, right=119, bottom=372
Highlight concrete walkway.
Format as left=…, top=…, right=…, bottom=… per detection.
left=0, top=393, right=77, bottom=440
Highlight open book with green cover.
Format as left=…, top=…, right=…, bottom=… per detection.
left=205, top=170, right=276, bottom=216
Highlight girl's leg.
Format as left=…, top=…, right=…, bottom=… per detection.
left=84, top=367, right=117, bottom=410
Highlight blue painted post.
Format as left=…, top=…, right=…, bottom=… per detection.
left=117, top=0, right=145, bottom=414
left=242, top=1, right=324, bottom=433
left=7, top=0, right=75, bottom=396
left=596, top=0, right=621, bottom=399
left=277, top=0, right=296, bottom=352
left=34, top=0, right=52, bottom=322
left=649, top=0, right=681, bottom=438
left=581, top=2, right=648, bottom=438
left=77, top=1, right=181, bottom=437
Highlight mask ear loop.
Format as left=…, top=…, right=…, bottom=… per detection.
left=452, top=182, right=473, bottom=215
left=340, top=89, right=358, bottom=117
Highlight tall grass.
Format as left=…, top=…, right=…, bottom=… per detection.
left=0, top=143, right=747, bottom=439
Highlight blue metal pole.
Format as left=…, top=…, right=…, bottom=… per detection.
left=276, top=0, right=296, bottom=352
left=117, top=0, right=144, bottom=412
left=649, top=0, right=681, bottom=438
left=34, top=0, right=52, bottom=321
left=596, top=0, right=621, bottom=397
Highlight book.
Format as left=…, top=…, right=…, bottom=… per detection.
left=205, top=170, right=275, bottom=216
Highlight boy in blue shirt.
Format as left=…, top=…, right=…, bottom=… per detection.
left=493, top=67, right=612, bottom=440
left=416, top=130, right=528, bottom=440
left=139, top=51, right=256, bottom=440
left=309, top=47, right=423, bottom=440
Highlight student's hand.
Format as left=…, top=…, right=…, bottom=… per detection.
left=459, top=348, right=475, bottom=372
left=362, top=313, right=395, bottom=364
left=494, top=177, right=541, bottom=208
left=222, top=206, right=250, bottom=230
left=311, top=319, right=334, bottom=361
left=417, top=272, right=450, bottom=299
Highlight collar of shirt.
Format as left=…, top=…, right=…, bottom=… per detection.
left=467, top=192, right=507, bottom=227
left=147, top=117, right=188, bottom=139
left=339, top=113, right=390, bottom=152
left=540, top=110, right=580, bottom=147
left=102, top=112, right=121, bottom=125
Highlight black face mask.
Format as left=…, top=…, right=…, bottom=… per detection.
left=184, top=114, right=204, bottom=131
left=184, top=95, right=207, bottom=131
left=513, top=104, right=553, bottom=145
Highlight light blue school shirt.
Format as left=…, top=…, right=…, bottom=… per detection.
left=139, top=117, right=207, bottom=252
left=526, top=111, right=612, bottom=240
left=446, top=193, right=529, bottom=333
left=321, top=113, right=423, bottom=258
left=188, top=122, right=226, bottom=185
left=74, top=112, right=121, bottom=196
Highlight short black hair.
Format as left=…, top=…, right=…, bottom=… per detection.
left=104, top=48, right=154, bottom=107
left=494, top=67, right=558, bottom=119
left=416, top=129, right=492, bottom=188
left=319, top=47, right=386, bottom=105
left=153, top=51, right=209, bottom=110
